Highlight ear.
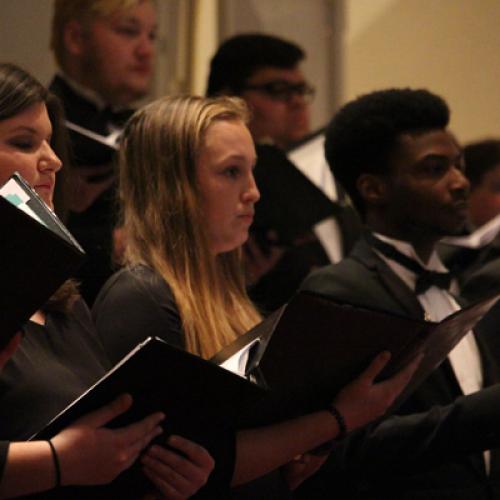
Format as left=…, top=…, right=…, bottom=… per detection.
left=356, top=173, right=389, bottom=207
left=63, top=20, right=86, bottom=57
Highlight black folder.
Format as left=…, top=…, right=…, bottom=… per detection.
left=212, top=290, right=500, bottom=427
left=0, top=173, right=85, bottom=347
left=252, top=144, right=337, bottom=246
left=33, top=336, right=266, bottom=441
left=65, top=120, right=120, bottom=169
left=31, top=289, right=500, bottom=438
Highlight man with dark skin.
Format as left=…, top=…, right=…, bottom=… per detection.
left=297, top=88, right=500, bottom=499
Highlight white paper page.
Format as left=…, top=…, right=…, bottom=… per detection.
left=219, top=338, right=260, bottom=378
left=0, top=178, right=45, bottom=225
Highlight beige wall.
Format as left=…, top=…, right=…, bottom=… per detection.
left=0, top=0, right=55, bottom=87
left=343, top=0, right=500, bottom=144
left=220, top=0, right=341, bottom=131
left=1, top=0, right=498, bottom=144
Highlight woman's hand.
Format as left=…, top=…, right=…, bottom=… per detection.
left=281, top=452, right=329, bottom=491
left=333, top=351, right=422, bottom=433
left=141, top=435, right=214, bottom=499
left=0, top=332, right=21, bottom=370
left=51, top=394, right=164, bottom=486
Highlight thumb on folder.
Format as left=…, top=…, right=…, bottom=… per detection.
left=333, top=351, right=422, bottom=433
left=50, top=394, right=164, bottom=486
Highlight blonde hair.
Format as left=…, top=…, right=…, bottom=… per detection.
left=120, top=95, right=261, bottom=358
left=51, top=0, right=147, bottom=69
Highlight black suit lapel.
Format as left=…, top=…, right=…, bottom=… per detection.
left=352, top=237, right=468, bottom=409
left=348, top=237, right=492, bottom=481
left=350, top=238, right=425, bottom=319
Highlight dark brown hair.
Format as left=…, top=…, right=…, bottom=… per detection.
left=0, top=63, right=79, bottom=313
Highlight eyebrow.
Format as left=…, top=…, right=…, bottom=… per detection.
left=221, top=153, right=257, bottom=164
left=121, top=15, right=157, bottom=29
left=9, top=126, right=38, bottom=134
left=8, top=125, right=52, bottom=139
left=421, top=152, right=463, bottom=161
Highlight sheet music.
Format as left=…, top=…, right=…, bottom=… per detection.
left=0, top=177, right=45, bottom=225
left=219, top=338, right=260, bottom=378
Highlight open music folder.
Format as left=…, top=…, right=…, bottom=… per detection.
left=31, top=285, right=500, bottom=444
left=212, top=290, right=500, bottom=427
left=0, top=173, right=85, bottom=347
left=252, top=144, right=337, bottom=246
left=33, top=336, right=266, bottom=441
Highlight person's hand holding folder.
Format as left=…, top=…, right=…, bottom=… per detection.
left=279, top=350, right=421, bottom=491
left=333, top=351, right=422, bottom=433
left=141, top=435, right=215, bottom=499
left=50, top=394, right=164, bottom=486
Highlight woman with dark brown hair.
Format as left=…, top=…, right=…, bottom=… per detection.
left=0, top=63, right=213, bottom=499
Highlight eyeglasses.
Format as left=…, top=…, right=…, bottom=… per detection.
left=241, top=80, right=315, bottom=103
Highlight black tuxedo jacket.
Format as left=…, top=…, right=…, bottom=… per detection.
left=49, top=75, right=133, bottom=167
left=49, top=75, right=134, bottom=305
left=295, top=236, right=500, bottom=499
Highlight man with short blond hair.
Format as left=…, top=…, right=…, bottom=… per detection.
left=49, top=0, right=157, bottom=304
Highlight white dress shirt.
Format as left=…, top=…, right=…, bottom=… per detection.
left=373, top=233, right=489, bottom=470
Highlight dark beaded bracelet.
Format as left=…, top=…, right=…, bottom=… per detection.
left=328, top=404, right=347, bottom=441
left=47, top=439, right=61, bottom=488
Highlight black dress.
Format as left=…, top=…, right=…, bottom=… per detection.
left=93, top=265, right=292, bottom=500
left=0, top=300, right=114, bottom=498
left=93, top=265, right=237, bottom=499
left=0, top=300, right=108, bottom=441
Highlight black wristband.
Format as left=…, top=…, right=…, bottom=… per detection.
left=328, top=404, right=347, bottom=440
left=47, top=440, right=61, bottom=488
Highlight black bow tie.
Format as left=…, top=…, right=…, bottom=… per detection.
left=365, top=232, right=452, bottom=294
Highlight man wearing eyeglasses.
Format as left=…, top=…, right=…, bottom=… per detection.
left=207, top=33, right=313, bottom=150
left=206, top=34, right=362, bottom=313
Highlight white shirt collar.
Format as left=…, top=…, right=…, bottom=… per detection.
left=373, top=232, right=448, bottom=273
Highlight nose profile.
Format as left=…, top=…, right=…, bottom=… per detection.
left=243, top=172, right=260, bottom=204
left=450, top=164, right=470, bottom=198
left=39, top=141, right=62, bottom=172
left=136, top=32, right=155, bottom=59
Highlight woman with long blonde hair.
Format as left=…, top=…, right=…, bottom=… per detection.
left=93, top=95, right=417, bottom=498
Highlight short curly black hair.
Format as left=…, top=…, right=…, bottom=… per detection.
left=206, top=33, right=305, bottom=97
left=324, top=88, right=450, bottom=216
left=464, top=139, right=500, bottom=190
